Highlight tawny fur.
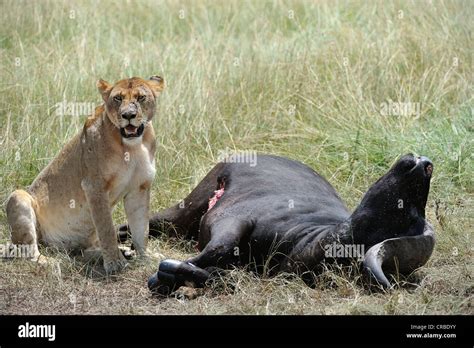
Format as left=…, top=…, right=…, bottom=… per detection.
left=6, top=76, right=164, bottom=274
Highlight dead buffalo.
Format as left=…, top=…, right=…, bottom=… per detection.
left=121, top=153, right=435, bottom=295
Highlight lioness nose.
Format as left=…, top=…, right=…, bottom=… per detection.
left=122, top=110, right=136, bottom=120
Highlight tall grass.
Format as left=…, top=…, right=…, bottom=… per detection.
left=0, top=0, right=472, bottom=314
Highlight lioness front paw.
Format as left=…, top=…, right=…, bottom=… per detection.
left=119, top=246, right=136, bottom=260
left=174, top=286, right=205, bottom=300
left=36, top=254, right=56, bottom=265
left=32, top=254, right=58, bottom=269
left=103, top=254, right=128, bottom=275
left=138, top=250, right=165, bottom=261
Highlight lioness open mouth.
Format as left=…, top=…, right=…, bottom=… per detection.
left=120, top=123, right=145, bottom=138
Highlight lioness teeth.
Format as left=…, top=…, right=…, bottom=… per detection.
left=125, top=125, right=137, bottom=134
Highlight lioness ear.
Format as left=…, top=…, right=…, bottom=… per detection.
left=97, top=78, right=112, bottom=102
left=147, top=75, right=165, bottom=96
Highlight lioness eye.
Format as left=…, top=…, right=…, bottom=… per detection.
left=137, top=95, right=146, bottom=102
left=113, top=95, right=122, bottom=103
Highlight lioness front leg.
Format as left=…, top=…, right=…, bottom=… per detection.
left=124, top=187, right=150, bottom=257
left=82, top=179, right=127, bottom=274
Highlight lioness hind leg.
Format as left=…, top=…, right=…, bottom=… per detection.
left=6, top=190, right=41, bottom=261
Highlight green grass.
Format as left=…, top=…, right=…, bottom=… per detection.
left=0, top=0, right=472, bottom=314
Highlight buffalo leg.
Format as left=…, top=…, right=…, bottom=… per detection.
left=186, top=218, right=251, bottom=268
left=148, top=217, right=251, bottom=295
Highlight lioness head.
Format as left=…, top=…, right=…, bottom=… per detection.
left=97, top=76, right=164, bottom=141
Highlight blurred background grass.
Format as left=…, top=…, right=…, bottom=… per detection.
left=0, top=0, right=472, bottom=314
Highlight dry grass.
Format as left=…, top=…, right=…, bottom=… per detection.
left=0, top=0, right=472, bottom=314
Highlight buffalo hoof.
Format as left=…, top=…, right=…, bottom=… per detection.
left=147, top=271, right=177, bottom=296
left=148, top=259, right=211, bottom=296
left=117, top=224, right=130, bottom=243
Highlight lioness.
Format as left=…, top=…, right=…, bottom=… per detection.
left=6, top=76, right=164, bottom=274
